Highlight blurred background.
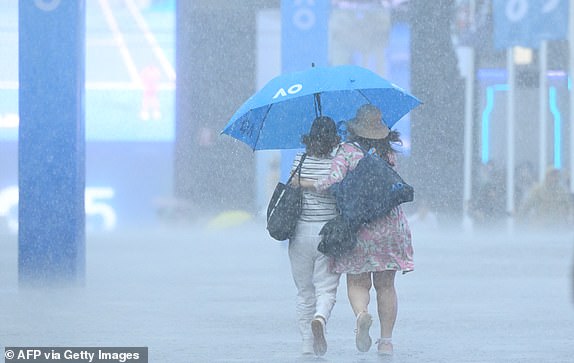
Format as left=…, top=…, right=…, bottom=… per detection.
left=0, top=0, right=572, bottom=233
left=0, top=2, right=572, bottom=361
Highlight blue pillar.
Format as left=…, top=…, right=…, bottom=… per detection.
left=18, top=0, right=86, bottom=286
left=280, top=0, right=330, bottom=180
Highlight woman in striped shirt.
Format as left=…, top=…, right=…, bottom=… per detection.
left=288, top=116, right=341, bottom=357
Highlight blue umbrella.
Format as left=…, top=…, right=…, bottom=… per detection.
left=221, top=64, right=421, bottom=150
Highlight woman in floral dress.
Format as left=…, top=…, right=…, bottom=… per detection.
left=301, top=104, right=414, bottom=356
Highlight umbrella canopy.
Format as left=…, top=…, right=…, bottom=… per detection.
left=222, top=65, right=421, bottom=150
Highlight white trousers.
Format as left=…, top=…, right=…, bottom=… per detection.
left=289, top=220, right=341, bottom=343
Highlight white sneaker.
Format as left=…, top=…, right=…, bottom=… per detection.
left=301, top=339, right=314, bottom=355
left=311, top=316, right=327, bottom=356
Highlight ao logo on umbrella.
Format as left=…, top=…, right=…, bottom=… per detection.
left=273, top=84, right=303, bottom=99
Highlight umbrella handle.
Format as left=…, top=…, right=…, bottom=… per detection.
left=314, top=93, right=322, bottom=118
left=311, top=62, right=321, bottom=117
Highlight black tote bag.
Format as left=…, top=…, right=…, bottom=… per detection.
left=317, top=215, right=357, bottom=258
left=266, top=154, right=307, bottom=241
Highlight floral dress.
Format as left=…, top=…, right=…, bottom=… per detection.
left=315, top=143, right=414, bottom=274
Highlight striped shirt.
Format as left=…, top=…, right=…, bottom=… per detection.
left=291, top=151, right=338, bottom=222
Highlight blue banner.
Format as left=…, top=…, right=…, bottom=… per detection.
left=19, top=0, right=86, bottom=285
left=281, top=0, right=330, bottom=73
left=534, top=0, right=568, bottom=41
left=280, top=0, right=330, bottom=180
left=494, top=0, right=568, bottom=49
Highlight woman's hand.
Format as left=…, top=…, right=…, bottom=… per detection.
left=292, top=178, right=315, bottom=190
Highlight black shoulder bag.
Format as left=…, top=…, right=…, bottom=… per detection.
left=317, top=144, right=414, bottom=258
left=266, top=154, right=307, bottom=241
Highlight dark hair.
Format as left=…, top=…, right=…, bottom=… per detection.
left=302, top=116, right=341, bottom=158
left=348, top=129, right=402, bottom=161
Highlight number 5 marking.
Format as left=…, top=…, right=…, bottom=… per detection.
left=0, top=186, right=18, bottom=233
left=85, top=188, right=117, bottom=231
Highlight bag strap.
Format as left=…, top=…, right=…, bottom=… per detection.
left=350, top=142, right=389, bottom=164
left=350, top=142, right=372, bottom=156
left=286, top=153, right=307, bottom=185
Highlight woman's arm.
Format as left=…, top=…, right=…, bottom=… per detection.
left=290, top=177, right=315, bottom=189
left=314, top=143, right=360, bottom=192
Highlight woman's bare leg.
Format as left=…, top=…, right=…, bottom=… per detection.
left=373, top=270, right=397, bottom=355
left=346, top=272, right=372, bottom=315
left=373, top=270, right=397, bottom=339
left=347, top=272, right=374, bottom=352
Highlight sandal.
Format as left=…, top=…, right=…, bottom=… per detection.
left=355, top=311, right=372, bottom=352
left=376, top=337, right=393, bottom=356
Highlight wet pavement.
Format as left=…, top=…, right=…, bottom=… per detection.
left=1, top=221, right=573, bottom=362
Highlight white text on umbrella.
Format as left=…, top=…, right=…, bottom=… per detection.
left=272, top=84, right=303, bottom=99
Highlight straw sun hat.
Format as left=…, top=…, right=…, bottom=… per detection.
left=347, top=104, right=390, bottom=140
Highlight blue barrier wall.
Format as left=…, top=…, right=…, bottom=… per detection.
left=18, top=0, right=86, bottom=285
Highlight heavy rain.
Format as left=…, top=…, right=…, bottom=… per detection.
left=0, top=1, right=573, bottom=362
